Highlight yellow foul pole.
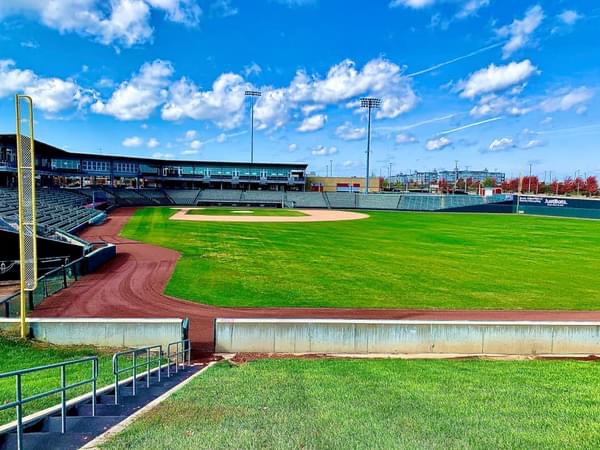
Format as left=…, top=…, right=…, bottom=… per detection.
left=15, top=95, right=37, bottom=338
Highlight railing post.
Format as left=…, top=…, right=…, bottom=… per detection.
left=114, top=355, right=119, bottom=405
left=157, top=348, right=162, bottom=383
left=60, top=365, right=66, bottom=434
left=187, top=340, right=191, bottom=368
left=16, top=374, right=23, bottom=450
left=175, top=343, right=179, bottom=374
left=92, top=359, right=97, bottom=416
left=146, top=348, right=150, bottom=388
left=167, top=345, right=171, bottom=378
left=132, top=352, right=137, bottom=396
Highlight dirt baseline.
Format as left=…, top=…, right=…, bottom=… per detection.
left=31, top=207, right=600, bottom=356
left=170, top=208, right=369, bottom=222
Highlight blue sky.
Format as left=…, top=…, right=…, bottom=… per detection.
left=0, top=0, right=598, bottom=179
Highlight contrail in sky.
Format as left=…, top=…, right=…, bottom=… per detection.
left=406, top=42, right=505, bottom=78
left=439, top=116, right=503, bottom=135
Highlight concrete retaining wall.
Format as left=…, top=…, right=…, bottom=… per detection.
left=0, top=318, right=184, bottom=349
left=215, top=318, right=600, bottom=355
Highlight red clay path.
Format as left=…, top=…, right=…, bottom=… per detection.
left=32, top=207, right=600, bottom=354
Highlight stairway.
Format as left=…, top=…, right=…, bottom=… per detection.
left=0, top=365, right=200, bottom=450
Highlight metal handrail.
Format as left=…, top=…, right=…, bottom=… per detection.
left=166, top=340, right=191, bottom=378
left=0, top=356, right=98, bottom=450
left=112, top=345, right=162, bottom=405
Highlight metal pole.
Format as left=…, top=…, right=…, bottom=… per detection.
left=365, top=106, right=371, bottom=195
left=92, top=359, right=97, bottom=416
left=16, top=374, right=23, bottom=450
left=528, top=164, right=532, bottom=193
left=250, top=96, right=254, bottom=164
left=60, top=365, right=66, bottom=433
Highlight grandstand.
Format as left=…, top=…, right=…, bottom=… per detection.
left=0, top=187, right=106, bottom=234
left=165, top=189, right=200, bottom=205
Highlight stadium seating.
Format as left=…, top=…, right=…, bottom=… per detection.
left=165, top=189, right=201, bottom=205
left=0, top=187, right=106, bottom=233
left=285, top=192, right=328, bottom=208
left=325, top=192, right=357, bottom=209
left=138, top=189, right=173, bottom=205
left=356, top=194, right=401, bottom=210
left=241, top=191, right=285, bottom=203
left=197, top=189, right=243, bottom=202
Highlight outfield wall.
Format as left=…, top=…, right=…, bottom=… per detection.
left=215, top=318, right=600, bottom=356
left=515, top=196, right=600, bottom=219
left=0, top=318, right=184, bottom=349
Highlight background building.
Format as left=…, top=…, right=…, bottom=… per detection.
left=307, top=176, right=383, bottom=193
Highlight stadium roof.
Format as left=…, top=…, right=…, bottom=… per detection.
left=0, top=134, right=307, bottom=169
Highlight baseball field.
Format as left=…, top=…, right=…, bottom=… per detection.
left=121, top=207, right=600, bottom=310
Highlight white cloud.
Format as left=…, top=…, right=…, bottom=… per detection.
left=335, top=122, right=366, bottom=141
left=210, top=0, right=237, bottom=17
left=297, top=114, right=327, bottom=132
left=147, top=137, right=160, bottom=148
left=0, top=60, right=36, bottom=97
left=216, top=133, right=227, bottom=143
left=181, top=149, right=198, bottom=155
left=395, top=133, right=417, bottom=144
left=488, top=137, right=514, bottom=151
left=539, top=87, right=594, bottom=113
left=558, top=10, right=581, bottom=26
left=243, top=62, right=262, bottom=77
left=342, top=160, right=360, bottom=168
left=254, top=87, right=290, bottom=130
left=122, top=136, right=143, bottom=147
left=161, top=73, right=249, bottom=129
left=459, top=60, right=538, bottom=98
left=189, top=140, right=202, bottom=150
left=152, top=151, right=175, bottom=158
left=185, top=130, right=197, bottom=139
left=496, top=5, right=544, bottom=59
left=92, top=60, right=173, bottom=120
left=425, top=136, right=451, bottom=151
left=0, top=59, right=88, bottom=113
left=523, top=139, right=544, bottom=149
left=288, top=143, right=298, bottom=152
left=311, top=145, right=338, bottom=156
left=301, top=104, right=325, bottom=116
left=20, top=40, right=39, bottom=49
left=455, top=0, right=489, bottom=19
left=0, top=0, right=201, bottom=47
left=470, top=94, right=531, bottom=117
left=389, top=0, right=435, bottom=8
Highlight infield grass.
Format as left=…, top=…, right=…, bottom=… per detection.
left=0, top=333, right=116, bottom=425
left=186, top=207, right=307, bottom=217
left=121, top=207, right=600, bottom=310
left=104, top=358, right=600, bottom=449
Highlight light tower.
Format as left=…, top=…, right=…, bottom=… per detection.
left=244, top=90, right=261, bottom=163
left=360, top=97, right=381, bottom=195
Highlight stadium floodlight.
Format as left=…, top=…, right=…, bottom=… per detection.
left=15, top=94, right=37, bottom=338
left=245, top=90, right=262, bottom=164
left=360, top=98, right=381, bottom=195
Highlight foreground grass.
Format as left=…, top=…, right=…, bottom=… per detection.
left=187, top=207, right=306, bottom=217
left=0, top=333, right=116, bottom=425
left=121, top=207, right=600, bottom=310
left=105, top=358, right=600, bottom=449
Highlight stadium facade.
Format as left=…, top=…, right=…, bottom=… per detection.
left=0, top=134, right=307, bottom=191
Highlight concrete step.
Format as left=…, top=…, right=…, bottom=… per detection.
left=0, top=432, right=94, bottom=450
left=41, top=416, right=122, bottom=433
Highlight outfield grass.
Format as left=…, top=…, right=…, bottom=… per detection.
left=186, top=207, right=307, bottom=217
left=0, top=333, right=116, bottom=425
left=104, top=358, right=600, bottom=449
left=121, top=207, right=600, bottom=310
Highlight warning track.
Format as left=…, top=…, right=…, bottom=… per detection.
left=31, top=207, right=600, bottom=355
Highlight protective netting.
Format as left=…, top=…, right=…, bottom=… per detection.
left=17, top=102, right=37, bottom=291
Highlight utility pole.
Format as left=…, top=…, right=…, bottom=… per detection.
left=528, top=163, right=532, bottom=194
left=330, top=159, right=333, bottom=178
left=360, top=97, right=381, bottom=195
left=244, top=90, right=261, bottom=164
